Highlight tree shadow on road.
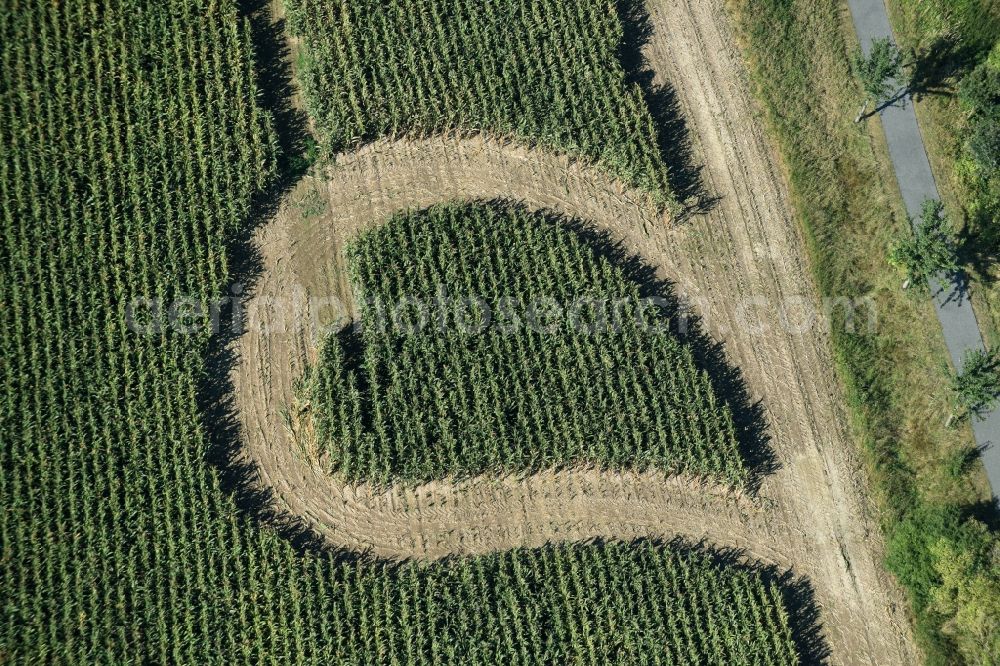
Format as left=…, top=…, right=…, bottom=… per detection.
left=860, top=36, right=982, bottom=120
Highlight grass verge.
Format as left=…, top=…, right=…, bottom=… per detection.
left=882, top=1, right=1000, bottom=345
left=727, top=0, right=998, bottom=662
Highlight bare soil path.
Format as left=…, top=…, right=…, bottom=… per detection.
left=231, top=0, right=918, bottom=663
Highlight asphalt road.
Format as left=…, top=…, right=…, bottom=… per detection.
left=846, top=0, right=1000, bottom=499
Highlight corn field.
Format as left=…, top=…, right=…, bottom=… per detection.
left=1, top=1, right=797, bottom=662
left=285, top=0, right=676, bottom=206
left=294, top=541, right=800, bottom=665
left=308, top=202, right=747, bottom=486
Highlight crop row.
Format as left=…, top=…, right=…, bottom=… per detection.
left=308, top=541, right=799, bottom=665
left=307, top=202, right=747, bottom=485
left=285, top=0, right=676, bottom=206
left=2, top=0, right=777, bottom=661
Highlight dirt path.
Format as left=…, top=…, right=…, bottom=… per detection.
left=231, top=0, right=918, bottom=663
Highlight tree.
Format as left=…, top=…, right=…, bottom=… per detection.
left=957, top=59, right=1000, bottom=178
left=951, top=347, right=1000, bottom=421
left=968, top=113, right=1000, bottom=175
left=851, top=37, right=904, bottom=122
left=930, top=525, right=1000, bottom=666
left=887, top=199, right=959, bottom=290
left=957, top=60, right=1000, bottom=113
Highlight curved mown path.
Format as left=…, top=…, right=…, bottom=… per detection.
left=232, top=0, right=918, bottom=663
